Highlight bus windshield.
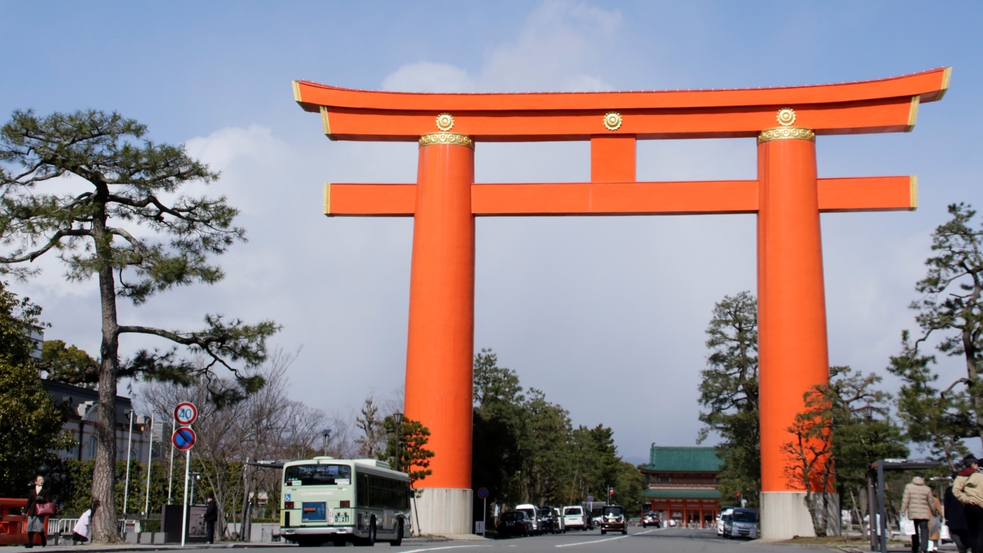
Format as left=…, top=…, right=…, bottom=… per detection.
left=284, top=464, right=352, bottom=486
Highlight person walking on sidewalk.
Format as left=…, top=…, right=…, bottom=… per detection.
left=902, top=474, right=940, bottom=553
left=954, top=457, right=983, bottom=553
left=947, top=472, right=970, bottom=553
left=25, top=475, right=51, bottom=548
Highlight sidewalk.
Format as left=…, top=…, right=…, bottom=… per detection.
left=0, top=535, right=469, bottom=552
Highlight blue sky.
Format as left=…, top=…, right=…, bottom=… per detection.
left=2, top=1, right=982, bottom=463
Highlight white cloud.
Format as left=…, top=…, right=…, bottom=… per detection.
left=382, top=61, right=475, bottom=93
left=384, top=1, right=621, bottom=93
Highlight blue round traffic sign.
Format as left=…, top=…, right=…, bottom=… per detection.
left=172, top=427, right=197, bottom=451
left=477, top=487, right=489, bottom=499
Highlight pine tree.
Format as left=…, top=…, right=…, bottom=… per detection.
left=0, top=109, right=278, bottom=542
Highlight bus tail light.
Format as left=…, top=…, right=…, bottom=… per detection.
left=340, top=500, right=350, bottom=508
left=284, top=502, right=294, bottom=509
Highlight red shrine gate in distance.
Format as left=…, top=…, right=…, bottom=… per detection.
left=293, top=67, right=950, bottom=538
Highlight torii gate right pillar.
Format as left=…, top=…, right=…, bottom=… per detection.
left=757, top=127, right=832, bottom=538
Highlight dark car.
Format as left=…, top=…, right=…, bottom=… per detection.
left=537, top=507, right=557, bottom=534
left=599, top=505, right=627, bottom=535
left=497, top=511, right=533, bottom=538
left=641, top=512, right=661, bottom=528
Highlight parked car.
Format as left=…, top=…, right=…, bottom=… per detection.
left=716, top=508, right=734, bottom=536
left=515, top=504, right=540, bottom=534
left=722, top=508, right=758, bottom=539
left=563, top=505, right=588, bottom=531
left=497, top=511, right=533, bottom=538
left=641, top=512, right=661, bottom=528
left=599, top=505, right=628, bottom=535
left=538, top=507, right=557, bottom=534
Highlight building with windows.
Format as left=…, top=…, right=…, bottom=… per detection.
left=42, top=379, right=152, bottom=464
left=638, top=445, right=723, bottom=528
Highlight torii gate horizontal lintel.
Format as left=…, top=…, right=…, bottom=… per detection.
left=322, top=176, right=916, bottom=217
left=294, top=67, right=950, bottom=141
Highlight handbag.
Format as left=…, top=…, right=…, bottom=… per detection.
left=35, top=502, right=55, bottom=516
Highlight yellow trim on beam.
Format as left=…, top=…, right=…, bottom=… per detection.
left=292, top=81, right=302, bottom=103
left=909, top=176, right=918, bottom=211
left=937, top=67, right=953, bottom=101
left=323, top=183, right=331, bottom=215
left=320, top=106, right=334, bottom=140
left=906, top=96, right=920, bottom=132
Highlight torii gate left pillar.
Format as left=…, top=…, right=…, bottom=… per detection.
left=294, top=67, right=950, bottom=537
left=404, top=134, right=476, bottom=533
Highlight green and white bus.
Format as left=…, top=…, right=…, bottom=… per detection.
left=280, top=457, right=410, bottom=547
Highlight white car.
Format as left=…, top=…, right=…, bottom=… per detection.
left=717, top=508, right=734, bottom=536
left=562, top=505, right=588, bottom=530
left=515, top=504, right=541, bottom=534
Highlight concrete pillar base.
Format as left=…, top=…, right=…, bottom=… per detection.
left=761, top=492, right=816, bottom=539
left=411, top=488, right=473, bottom=536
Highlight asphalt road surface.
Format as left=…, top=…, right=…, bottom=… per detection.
left=255, top=527, right=819, bottom=552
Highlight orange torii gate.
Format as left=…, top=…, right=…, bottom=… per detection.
left=293, top=67, right=950, bottom=538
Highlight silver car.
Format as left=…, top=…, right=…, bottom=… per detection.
left=723, top=508, right=758, bottom=539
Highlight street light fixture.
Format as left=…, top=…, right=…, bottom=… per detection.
left=393, top=412, right=403, bottom=473
left=321, top=429, right=332, bottom=456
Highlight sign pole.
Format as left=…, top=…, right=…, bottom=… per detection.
left=144, top=417, right=154, bottom=516
left=181, top=448, right=190, bottom=547
left=168, top=416, right=176, bottom=504
left=482, top=497, right=487, bottom=537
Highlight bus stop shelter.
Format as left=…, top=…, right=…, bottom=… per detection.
left=868, top=459, right=942, bottom=553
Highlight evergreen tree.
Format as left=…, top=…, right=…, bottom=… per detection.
left=783, top=365, right=907, bottom=536
left=0, top=280, right=74, bottom=497
left=0, top=109, right=278, bottom=542
left=905, top=203, right=983, bottom=450
left=696, top=291, right=760, bottom=507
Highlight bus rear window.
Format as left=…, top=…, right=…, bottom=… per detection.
left=284, top=464, right=352, bottom=486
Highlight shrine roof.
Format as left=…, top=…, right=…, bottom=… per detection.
left=639, top=446, right=723, bottom=473
left=643, top=488, right=722, bottom=500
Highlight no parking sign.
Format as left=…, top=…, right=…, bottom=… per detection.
left=172, top=427, right=197, bottom=451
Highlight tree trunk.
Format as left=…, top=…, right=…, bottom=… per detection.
left=91, top=209, right=122, bottom=543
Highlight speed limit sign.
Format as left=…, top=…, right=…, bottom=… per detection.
left=174, top=402, right=198, bottom=425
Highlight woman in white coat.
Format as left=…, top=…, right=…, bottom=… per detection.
left=72, top=500, right=99, bottom=545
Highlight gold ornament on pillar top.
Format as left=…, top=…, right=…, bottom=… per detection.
left=757, top=126, right=816, bottom=145
left=603, top=112, right=623, bottom=131
left=776, top=108, right=797, bottom=126
left=419, top=132, right=474, bottom=149
left=435, top=113, right=455, bottom=131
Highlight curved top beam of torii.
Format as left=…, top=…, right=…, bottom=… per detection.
left=293, top=67, right=950, bottom=141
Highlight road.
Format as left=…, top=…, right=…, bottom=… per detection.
left=8, top=528, right=824, bottom=553
left=291, top=527, right=817, bottom=552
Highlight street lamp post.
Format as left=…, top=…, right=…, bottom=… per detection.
left=393, top=412, right=403, bottom=473
left=190, top=472, right=202, bottom=505
left=322, top=429, right=332, bottom=456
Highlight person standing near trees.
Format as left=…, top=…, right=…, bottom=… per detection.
left=72, top=500, right=100, bottom=545
left=25, top=475, right=51, bottom=548
left=954, top=457, right=983, bottom=553
left=902, top=475, right=940, bottom=553
left=201, top=494, right=218, bottom=544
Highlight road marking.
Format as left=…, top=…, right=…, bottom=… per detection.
left=635, top=529, right=656, bottom=535
left=402, top=546, right=493, bottom=553
left=555, top=535, right=632, bottom=547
